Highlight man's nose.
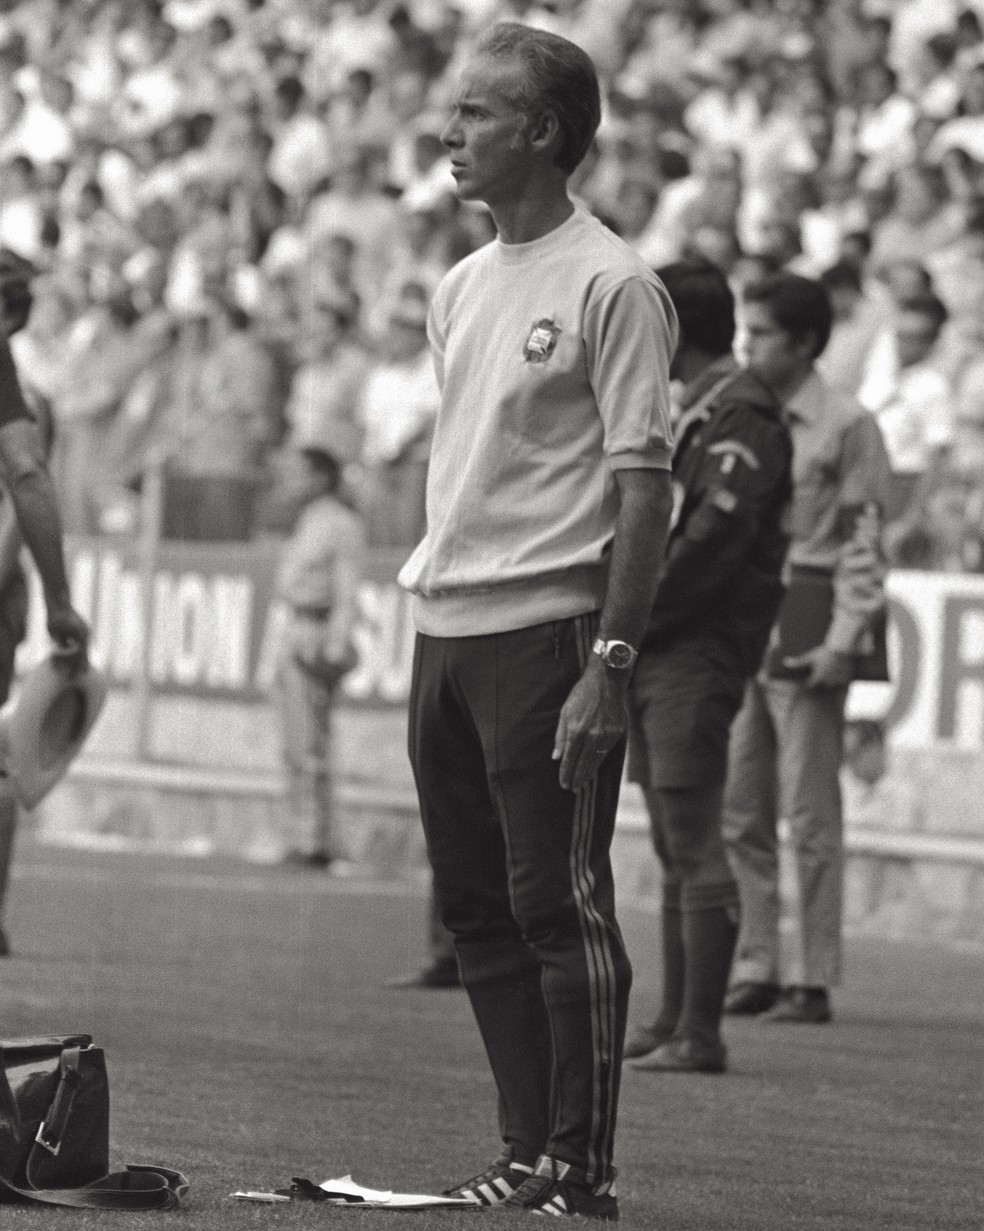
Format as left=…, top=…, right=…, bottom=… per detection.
left=441, top=117, right=461, bottom=148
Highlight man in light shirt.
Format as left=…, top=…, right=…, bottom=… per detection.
left=857, top=290, right=953, bottom=555
left=399, top=23, right=675, bottom=1221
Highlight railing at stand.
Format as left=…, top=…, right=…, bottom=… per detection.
left=133, top=449, right=166, bottom=762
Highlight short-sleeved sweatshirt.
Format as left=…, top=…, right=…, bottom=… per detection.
left=398, top=205, right=677, bottom=638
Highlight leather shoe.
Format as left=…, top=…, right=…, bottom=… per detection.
left=622, top=1021, right=675, bottom=1060
left=629, top=1037, right=727, bottom=1073
left=385, top=959, right=461, bottom=989
left=723, top=981, right=780, bottom=1015
left=759, top=986, right=832, bottom=1024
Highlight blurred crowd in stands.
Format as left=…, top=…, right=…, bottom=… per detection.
left=2, top=0, right=984, bottom=568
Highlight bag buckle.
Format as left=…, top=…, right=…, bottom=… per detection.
left=34, top=1121, right=61, bottom=1156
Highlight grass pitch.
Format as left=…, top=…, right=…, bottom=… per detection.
left=0, top=839, right=981, bottom=1230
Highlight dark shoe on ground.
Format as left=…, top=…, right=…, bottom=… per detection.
left=385, top=959, right=460, bottom=989
left=622, top=1021, right=674, bottom=1060
left=629, top=1036, right=727, bottom=1073
left=759, top=986, right=832, bottom=1024
left=280, top=850, right=333, bottom=870
left=723, top=980, right=780, bottom=1016
left=0, top=926, right=8, bottom=957
left=443, top=1156, right=534, bottom=1206
left=499, top=1156, right=618, bottom=1221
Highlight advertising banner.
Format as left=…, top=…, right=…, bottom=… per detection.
left=20, top=540, right=984, bottom=753
left=21, top=537, right=415, bottom=707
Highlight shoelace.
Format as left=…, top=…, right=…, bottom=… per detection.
left=444, top=1162, right=521, bottom=1197
left=503, top=1173, right=557, bottom=1207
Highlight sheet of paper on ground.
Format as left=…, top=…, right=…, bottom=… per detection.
left=232, top=1175, right=477, bottom=1208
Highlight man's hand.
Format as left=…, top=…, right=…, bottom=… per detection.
left=552, top=657, right=628, bottom=792
left=46, top=599, right=89, bottom=672
left=783, top=644, right=853, bottom=689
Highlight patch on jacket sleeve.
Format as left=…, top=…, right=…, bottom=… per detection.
left=711, top=488, right=739, bottom=514
left=708, top=440, right=760, bottom=471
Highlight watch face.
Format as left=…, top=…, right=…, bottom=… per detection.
left=605, top=641, right=634, bottom=669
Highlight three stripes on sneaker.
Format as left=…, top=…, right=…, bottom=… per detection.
left=450, top=1161, right=534, bottom=1206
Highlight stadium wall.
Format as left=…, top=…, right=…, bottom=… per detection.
left=26, top=537, right=984, bottom=946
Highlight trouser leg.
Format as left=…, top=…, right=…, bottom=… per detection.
left=721, top=681, right=781, bottom=986
left=769, top=681, right=848, bottom=988
left=0, top=791, right=17, bottom=919
left=427, top=884, right=458, bottom=967
left=275, top=655, right=340, bottom=859
left=409, top=618, right=630, bottom=1186
left=641, top=790, right=684, bottom=1035
left=649, top=785, right=738, bottom=1046
left=408, top=631, right=549, bottom=1167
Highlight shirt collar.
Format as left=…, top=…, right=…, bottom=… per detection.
left=679, top=355, right=739, bottom=411
left=783, top=368, right=824, bottom=425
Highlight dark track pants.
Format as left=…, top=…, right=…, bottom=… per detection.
left=408, top=615, right=631, bottom=1187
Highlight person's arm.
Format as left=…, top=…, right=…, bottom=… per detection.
left=648, top=403, right=792, bottom=638
left=323, top=516, right=364, bottom=665
left=0, top=417, right=88, bottom=662
left=786, top=412, right=891, bottom=688
left=553, top=466, right=672, bottom=792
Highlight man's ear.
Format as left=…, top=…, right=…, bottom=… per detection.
left=800, top=329, right=824, bottom=364
left=528, top=109, right=561, bottom=156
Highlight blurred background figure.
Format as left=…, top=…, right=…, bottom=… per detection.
left=272, top=445, right=363, bottom=872
left=0, top=246, right=89, bottom=954
left=354, top=282, right=438, bottom=548
left=0, top=0, right=970, bottom=583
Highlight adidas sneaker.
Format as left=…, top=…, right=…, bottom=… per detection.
left=500, top=1155, right=618, bottom=1220
left=444, top=1156, right=535, bottom=1206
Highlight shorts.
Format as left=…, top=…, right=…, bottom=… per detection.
left=627, top=638, right=747, bottom=790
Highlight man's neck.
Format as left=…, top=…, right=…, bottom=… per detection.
left=489, top=187, right=575, bottom=246
left=763, top=363, right=813, bottom=405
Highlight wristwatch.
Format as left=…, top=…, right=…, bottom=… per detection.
left=592, top=638, right=638, bottom=671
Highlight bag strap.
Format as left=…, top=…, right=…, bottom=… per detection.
left=7, top=1046, right=189, bottom=1211
left=33, top=1044, right=83, bottom=1154
left=5, top=1164, right=189, bottom=1210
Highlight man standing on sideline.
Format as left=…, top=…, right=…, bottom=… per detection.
left=398, top=24, right=675, bottom=1221
left=0, top=252, right=90, bottom=954
left=622, top=259, right=792, bottom=1075
left=723, top=273, right=890, bottom=1025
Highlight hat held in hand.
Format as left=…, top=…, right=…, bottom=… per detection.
left=0, top=655, right=107, bottom=807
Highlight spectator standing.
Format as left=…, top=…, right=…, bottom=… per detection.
left=857, top=290, right=954, bottom=552
left=399, top=24, right=675, bottom=1219
left=56, top=279, right=168, bottom=534
left=273, top=445, right=363, bottom=871
left=816, top=258, right=886, bottom=397
left=305, top=144, right=399, bottom=296
left=623, top=259, right=792, bottom=1075
left=266, top=74, right=333, bottom=202
left=0, top=250, right=90, bottom=955
left=162, top=301, right=279, bottom=541
left=356, top=289, right=439, bottom=548
left=282, top=289, right=367, bottom=457
left=723, top=273, right=891, bottom=1025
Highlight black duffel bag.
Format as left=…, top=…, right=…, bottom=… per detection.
left=0, top=1034, right=188, bottom=1210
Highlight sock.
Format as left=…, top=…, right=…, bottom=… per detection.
left=653, top=885, right=684, bottom=1035
left=678, top=904, right=739, bottom=1047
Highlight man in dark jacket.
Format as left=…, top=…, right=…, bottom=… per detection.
left=623, top=259, right=792, bottom=1073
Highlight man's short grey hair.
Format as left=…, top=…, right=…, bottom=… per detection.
left=475, top=22, right=601, bottom=175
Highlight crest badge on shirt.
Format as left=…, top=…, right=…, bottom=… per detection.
left=523, top=318, right=561, bottom=364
